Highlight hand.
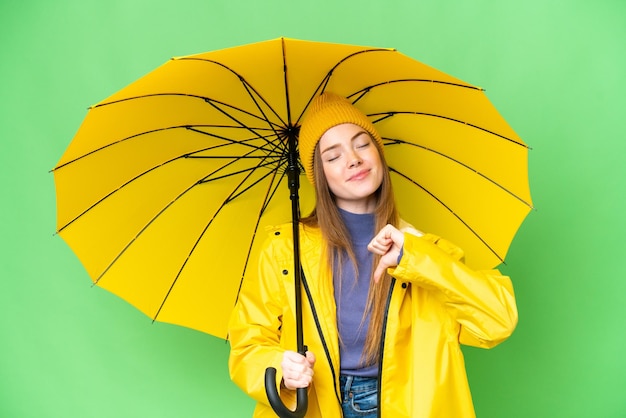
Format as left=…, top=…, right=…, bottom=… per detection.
left=368, top=224, right=422, bottom=283
left=281, top=350, right=316, bottom=390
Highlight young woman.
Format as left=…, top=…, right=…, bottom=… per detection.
left=228, top=92, right=518, bottom=417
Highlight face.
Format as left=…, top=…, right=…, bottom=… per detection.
left=318, top=123, right=383, bottom=214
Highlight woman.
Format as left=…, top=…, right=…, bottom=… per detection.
left=228, top=92, right=518, bottom=417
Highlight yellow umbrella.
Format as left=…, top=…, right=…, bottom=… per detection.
left=54, top=36, right=532, bottom=342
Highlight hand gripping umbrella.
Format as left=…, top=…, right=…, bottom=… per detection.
left=53, top=38, right=532, bottom=417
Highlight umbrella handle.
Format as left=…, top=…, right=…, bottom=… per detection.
left=265, top=367, right=308, bottom=418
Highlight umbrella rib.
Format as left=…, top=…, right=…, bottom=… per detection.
left=186, top=126, right=283, bottom=155
left=92, top=143, right=280, bottom=286
left=281, top=38, right=293, bottom=127
left=348, top=83, right=482, bottom=118
left=229, top=154, right=288, bottom=206
left=93, top=93, right=279, bottom=127
left=294, top=48, right=481, bottom=127
left=56, top=140, right=278, bottom=234
left=91, top=91, right=286, bottom=151
left=372, top=111, right=529, bottom=148
left=176, top=56, right=289, bottom=128
left=197, top=159, right=280, bottom=186
left=152, top=145, right=288, bottom=322
left=52, top=124, right=277, bottom=171
left=200, top=130, right=290, bottom=200
left=347, top=78, right=483, bottom=102
left=389, top=167, right=505, bottom=264
left=151, top=188, right=239, bottom=323
left=291, top=48, right=392, bottom=125
left=231, top=164, right=287, bottom=309
left=202, top=99, right=283, bottom=149
left=385, top=138, right=533, bottom=209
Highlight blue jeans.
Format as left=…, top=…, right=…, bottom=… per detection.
left=339, top=375, right=378, bottom=417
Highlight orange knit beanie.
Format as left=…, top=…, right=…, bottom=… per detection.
left=298, top=92, right=384, bottom=185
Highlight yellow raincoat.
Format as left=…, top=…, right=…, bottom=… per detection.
left=228, top=222, right=517, bottom=417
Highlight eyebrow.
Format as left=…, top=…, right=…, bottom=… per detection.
left=320, top=130, right=370, bottom=154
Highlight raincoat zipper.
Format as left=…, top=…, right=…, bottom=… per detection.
left=376, top=278, right=397, bottom=418
left=301, top=271, right=342, bottom=406
left=302, top=270, right=399, bottom=416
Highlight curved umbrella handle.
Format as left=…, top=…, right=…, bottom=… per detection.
left=265, top=367, right=308, bottom=418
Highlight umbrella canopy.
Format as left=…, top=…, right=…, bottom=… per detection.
left=53, top=37, right=532, bottom=340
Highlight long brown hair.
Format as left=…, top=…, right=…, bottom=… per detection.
left=300, top=137, right=399, bottom=366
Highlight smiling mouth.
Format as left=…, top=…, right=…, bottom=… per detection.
left=348, top=169, right=370, bottom=182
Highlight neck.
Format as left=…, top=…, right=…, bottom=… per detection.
left=336, top=197, right=376, bottom=214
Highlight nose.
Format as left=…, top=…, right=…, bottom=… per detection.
left=348, top=151, right=362, bottom=168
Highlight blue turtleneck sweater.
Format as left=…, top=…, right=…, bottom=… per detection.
left=334, top=209, right=378, bottom=377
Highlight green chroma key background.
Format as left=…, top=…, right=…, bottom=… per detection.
left=1, top=0, right=624, bottom=417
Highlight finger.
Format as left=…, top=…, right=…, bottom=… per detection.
left=282, top=360, right=308, bottom=376
left=284, top=373, right=312, bottom=389
left=282, top=351, right=314, bottom=373
left=283, top=376, right=309, bottom=390
left=281, top=359, right=314, bottom=390
left=368, top=236, right=391, bottom=253
left=378, top=225, right=404, bottom=246
left=373, top=262, right=386, bottom=283
left=367, top=242, right=380, bottom=254
left=283, top=350, right=307, bottom=364
left=305, top=351, right=316, bottom=366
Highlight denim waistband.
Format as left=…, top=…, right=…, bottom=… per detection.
left=339, top=374, right=378, bottom=393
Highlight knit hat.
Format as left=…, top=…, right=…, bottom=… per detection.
left=298, top=92, right=384, bottom=185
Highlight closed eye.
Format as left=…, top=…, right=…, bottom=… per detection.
left=325, top=152, right=341, bottom=162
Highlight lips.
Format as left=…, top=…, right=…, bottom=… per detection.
left=347, top=169, right=370, bottom=182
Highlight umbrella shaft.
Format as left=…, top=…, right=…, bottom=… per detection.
left=286, top=132, right=305, bottom=353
